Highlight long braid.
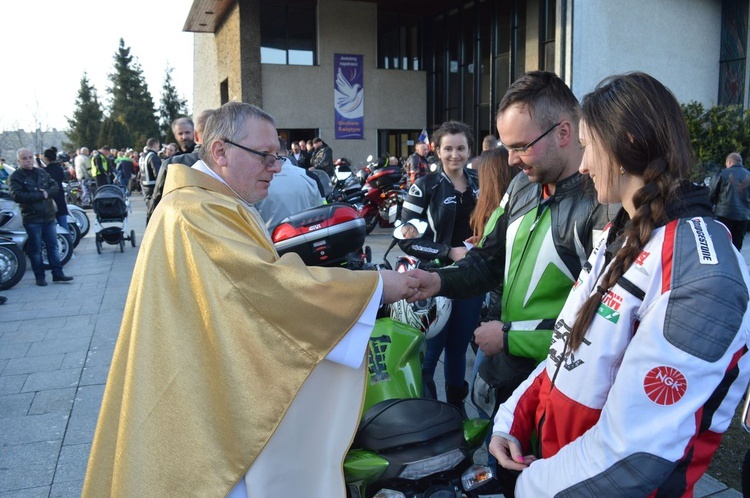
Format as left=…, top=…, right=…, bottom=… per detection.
left=569, top=158, right=676, bottom=350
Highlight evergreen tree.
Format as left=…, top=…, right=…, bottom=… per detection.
left=159, top=65, right=189, bottom=143
left=65, top=73, right=103, bottom=150
left=108, top=38, right=159, bottom=150
left=98, top=116, right=132, bottom=151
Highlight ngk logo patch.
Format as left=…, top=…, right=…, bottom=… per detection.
left=596, top=290, right=622, bottom=324
left=644, top=366, right=687, bottom=405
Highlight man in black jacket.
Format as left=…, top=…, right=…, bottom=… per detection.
left=310, top=137, right=334, bottom=177
left=147, top=110, right=213, bottom=223
left=9, top=148, right=73, bottom=286
left=710, top=152, right=750, bottom=249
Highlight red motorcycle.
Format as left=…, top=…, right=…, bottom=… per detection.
left=356, top=159, right=406, bottom=234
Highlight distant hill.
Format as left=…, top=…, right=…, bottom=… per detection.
left=0, top=128, right=70, bottom=163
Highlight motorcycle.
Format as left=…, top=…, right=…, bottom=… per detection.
left=272, top=205, right=495, bottom=497
left=329, top=158, right=366, bottom=205
left=0, top=235, right=26, bottom=290
left=0, top=187, right=74, bottom=269
left=355, top=156, right=407, bottom=234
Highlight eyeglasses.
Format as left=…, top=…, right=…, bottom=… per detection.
left=223, top=139, right=284, bottom=167
left=499, top=122, right=561, bottom=155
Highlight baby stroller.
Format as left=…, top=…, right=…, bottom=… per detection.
left=92, top=185, right=136, bottom=253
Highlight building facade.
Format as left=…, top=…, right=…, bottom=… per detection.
left=184, top=0, right=749, bottom=163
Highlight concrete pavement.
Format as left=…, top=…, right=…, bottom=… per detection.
left=0, top=198, right=745, bottom=497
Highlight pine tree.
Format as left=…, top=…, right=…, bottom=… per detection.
left=107, top=38, right=159, bottom=150
left=98, top=116, right=132, bottom=150
left=159, top=65, right=189, bottom=143
left=65, top=73, right=104, bottom=150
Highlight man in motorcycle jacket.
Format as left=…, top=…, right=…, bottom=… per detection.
left=9, top=148, right=74, bottom=287
left=408, top=73, right=611, bottom=493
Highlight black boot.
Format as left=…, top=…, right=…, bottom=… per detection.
left=445, top=381, right=469, bottom=416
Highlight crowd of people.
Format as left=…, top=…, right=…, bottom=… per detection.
left=3, top=70, right=750, bottom=497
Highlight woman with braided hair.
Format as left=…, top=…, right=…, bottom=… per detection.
left=487, top=72, right=750, bottom=497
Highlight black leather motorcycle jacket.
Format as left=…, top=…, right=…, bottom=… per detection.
left=9, top=167, right=59, bottom=224
left=438, top=171, right=611, bottom=298
left=399, top=167, right=479, bottom=263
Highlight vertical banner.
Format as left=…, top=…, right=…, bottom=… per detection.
left=334, top=54, right=364, bottom=139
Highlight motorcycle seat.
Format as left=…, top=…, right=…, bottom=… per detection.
left=354, top=398, right=464, bottom=452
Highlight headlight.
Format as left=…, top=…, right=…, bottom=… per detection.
left=461, top=464, right=495, bottom=491
left=398, top=448, right=464, bottom=480
left=373, top=489, right=406, bottom=498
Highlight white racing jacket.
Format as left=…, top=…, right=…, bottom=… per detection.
left=494, top=206, right=750, bottom=497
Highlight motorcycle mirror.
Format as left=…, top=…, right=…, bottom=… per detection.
left=366, top=154, right=373, bottom=163
left=393, top=219, right=427, bottom=240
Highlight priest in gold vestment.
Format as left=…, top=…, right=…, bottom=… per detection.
left=82, top=103, right=420, bottom=497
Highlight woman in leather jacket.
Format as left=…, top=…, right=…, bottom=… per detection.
left=399, top=121, right=482, bottom=412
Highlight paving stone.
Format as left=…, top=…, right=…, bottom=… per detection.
left=0, top=343, right=30, bottom=360
left=18, top=317, right=67, bottom=332
left=0, top=328, right=47, bottom=344
left=0, top=440, right=60, bottom=492
left=21, top=368, right=82, bottom=393
left=35, top=306, right=84, bottom=320
left=2, top=354, right=64, bottom=376
left=79, top=365, right=110, bottom=386
left=695, top=473, right=729, bottom=496
left=0, top=486, right=51, bottom=498
left=49, top=478, right=83, bottom=498
left=84, top=348, right=114, bottom=368
left=0, top=413, right=68, bottom=445
left=60, top=350, right=87, bottom=369
left=0, top=392, right=34, bottom=417
left=0, top=374, right=27, bottom=395
left=64, top=385, right=105, bottom=446
left=46, top=323, right=94, bottom=341
left=29, top=388, right=77, bottom=415
left=0, top=319, right=22, bottom=333
left=26, top=338, right=90, bottom=358
left=54, top=443, right=90, bottom=483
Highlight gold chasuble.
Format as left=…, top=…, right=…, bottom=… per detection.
left=83, top=164, right=378, bottom=497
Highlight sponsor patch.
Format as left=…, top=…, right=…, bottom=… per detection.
left=644, top=366, right=687, bottom=405
left=635, top=250, right=650, bottom=266
left=596, top=290, right=622, bottom=323
left=443, top=196, right=457, bottom=205
left=687, top=218, right=718, bottom=265
left=412, top=245, right=439, bottom=254
left=408, top=183, right=423, bottom=197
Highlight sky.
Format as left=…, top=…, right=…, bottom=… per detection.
left=0, top=0, right=195, bottom=132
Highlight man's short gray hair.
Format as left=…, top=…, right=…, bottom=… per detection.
left=200, top=102, right=276, bottom=164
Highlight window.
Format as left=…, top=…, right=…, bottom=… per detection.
left=719, top=0, right=748, bottom=105
left=378, top=12, right=423, bottom=70
left=378, top=129, right=423, bottom=159
left=261, top=3, right=316, bottom=65
left=540, top=0, right=556, bottom=72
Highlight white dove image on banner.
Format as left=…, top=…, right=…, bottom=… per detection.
left=334, top=54, right=364, bottom=139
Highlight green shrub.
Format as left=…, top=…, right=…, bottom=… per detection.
left=682, top=102, right=750, bottom=182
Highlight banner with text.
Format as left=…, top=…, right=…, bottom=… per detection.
left=334, top=54, right=364, bottom=139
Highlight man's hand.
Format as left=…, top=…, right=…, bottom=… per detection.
left=489, top=435, right=537, bottom=471
left=404, top=268, right=441, bottom=301
left=379, top=270, right=420, bottom=304
left=474, top=320, right=505, bottom=356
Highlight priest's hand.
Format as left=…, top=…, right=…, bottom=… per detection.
left=403, top=269, right=441, bottom=301
left=474, top=320, right=505, bottom=356
left=379, top=270, right=420, bottom=304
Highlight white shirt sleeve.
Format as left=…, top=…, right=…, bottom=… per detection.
left=325, top=274, right=383, bottom=369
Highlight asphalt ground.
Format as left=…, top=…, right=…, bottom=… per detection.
left=0, top=197, right=744, bottom=497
